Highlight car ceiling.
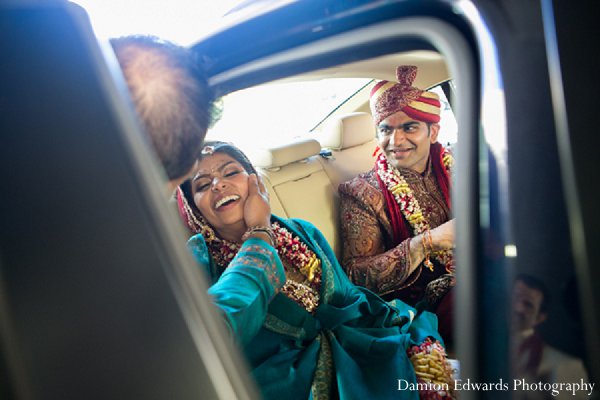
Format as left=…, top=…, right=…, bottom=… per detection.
left=273, top=49, right=449, bottom=89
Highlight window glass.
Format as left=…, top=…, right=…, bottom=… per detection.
left=430, top=84, right=458, bottom=147
left=206, top=78, right=372, bottom=147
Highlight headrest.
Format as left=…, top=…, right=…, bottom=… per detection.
left=247, top=138, right=322, bottom=169
left=320, top=112, right=376, bottom=150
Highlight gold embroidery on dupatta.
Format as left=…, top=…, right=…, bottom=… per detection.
left=311, top=332, right=334, bottom=400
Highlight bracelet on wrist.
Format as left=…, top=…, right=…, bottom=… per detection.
left=241, top=225, right=276, bottom=247
left=422, top=229, right=435, bottom=272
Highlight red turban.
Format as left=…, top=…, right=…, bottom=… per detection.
left=369, top=65, right=441, bottom=126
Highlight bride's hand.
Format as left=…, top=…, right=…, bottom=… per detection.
left=244, top=174, right=271, bottom=228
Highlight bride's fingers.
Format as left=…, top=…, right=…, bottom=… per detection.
left=248, top=174, right=259, bottom=195
left=256, top=175, right=268, bottom=197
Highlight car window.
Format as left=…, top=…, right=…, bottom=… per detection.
left=207, top=78, right=459, bottom=150
left=206, top=78, right=372, bottom=147
left=430, top=83, right=458, bottom=147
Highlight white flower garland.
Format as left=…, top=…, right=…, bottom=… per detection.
left=375, top=150, right=455, bottom=274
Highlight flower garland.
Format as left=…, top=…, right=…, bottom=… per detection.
left=177, top=188, right=322, bottom=312
left=407, top=338, right=455, bottom=399
left=375, top=150, right=455, bottom=274
left=203, top=221, right=322, bottom=286
left=209, top=221, right=323, bottom=313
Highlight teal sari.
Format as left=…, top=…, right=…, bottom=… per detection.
left=188, top=215, right=443, bottom=400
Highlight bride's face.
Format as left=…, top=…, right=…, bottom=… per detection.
left=190, top=153, right=250, bottom=239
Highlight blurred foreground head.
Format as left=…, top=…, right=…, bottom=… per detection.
left=111, top=35, right=214, bottom=184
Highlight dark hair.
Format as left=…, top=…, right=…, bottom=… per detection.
left=179, top=141, right=257, bottom=211
left=110, top=35, right=214, bottom=180
left=515, top=273, right=550, bottom=314
left=198, top=141, right=257, bottom=175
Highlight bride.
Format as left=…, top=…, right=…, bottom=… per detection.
left=176, top=141, right=454, bottom=400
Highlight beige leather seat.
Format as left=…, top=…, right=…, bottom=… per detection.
left=245, top=113, right=378, bottom=259
left=248, top=139, right=341, bottom=257
left=318, top=111, right=378, bottom=193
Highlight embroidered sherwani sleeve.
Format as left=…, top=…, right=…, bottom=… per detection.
left=188, top=235, right=285, bottom=345
left=339, top=184, right=418, bottom=295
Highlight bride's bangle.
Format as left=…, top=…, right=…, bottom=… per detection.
left=242, top=225, right=276, bottom=247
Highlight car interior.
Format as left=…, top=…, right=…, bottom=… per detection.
left=2, top=0, right=597, bottom=399
left=209, top=51, right=453, bottom=260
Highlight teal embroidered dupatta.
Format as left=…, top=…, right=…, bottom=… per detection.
left=188, top=215, right=443, bottom=400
